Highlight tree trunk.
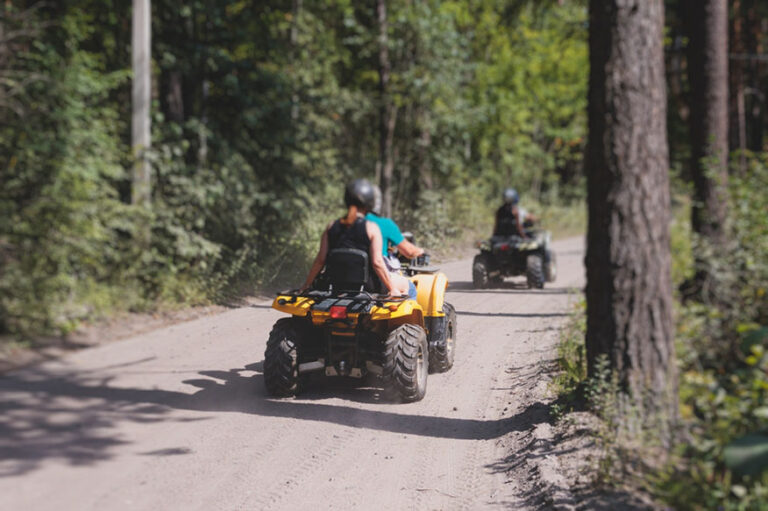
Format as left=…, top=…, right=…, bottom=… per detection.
left=686, top=0, right=729, bottom=245
left=685, top=0, right=729, bottom=299
left=131, top=0, right=151, bottom=207
left=162, top=70, right=185, bottom=123
left=743, top=0, right=764, bottom=152
left=585, top=0, right=677, bottom=431
left=728, top=0, right=746, bottom=163
left=290, top=0, right=302, bottom=122
left=417, top=109, right=433, bottom=192
left=377, top=0, right=395, bottom=218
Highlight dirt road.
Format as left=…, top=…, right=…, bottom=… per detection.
left=0, top=237, right=584, bottom=510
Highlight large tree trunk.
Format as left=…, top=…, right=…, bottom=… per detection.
left=377, top=0, right=395, bottom=218
left=686, top=0, right=729, bottom=259
left=585, top=0, right=677, bottom=431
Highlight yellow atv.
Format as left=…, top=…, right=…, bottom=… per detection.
left=264, top=248, right=456, bottom=402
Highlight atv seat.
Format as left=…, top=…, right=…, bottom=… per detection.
left=325, top=248, right=370, bottom=292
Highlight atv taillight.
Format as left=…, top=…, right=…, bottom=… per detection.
left=499, top=243, right=509, bottom=251
left=330, top=305, right=348, bottom=319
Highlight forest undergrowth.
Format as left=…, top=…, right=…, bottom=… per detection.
left=552, top=153, right=768, bottom=510
left=0, top=1, right=589, bottom=341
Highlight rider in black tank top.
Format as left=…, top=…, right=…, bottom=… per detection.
left=327, top=216, right=370, bottom=253
left=327, top=216, right=380, bottom=291
left=300, top=178, right=406, bottom=296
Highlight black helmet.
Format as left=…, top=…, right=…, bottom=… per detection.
left=502, top=188, right=519, bottom=205
left=344, top=178, right=376, bottom=211
left=371, top=184, right=383, bottom=215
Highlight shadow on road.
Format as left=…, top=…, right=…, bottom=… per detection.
left=0, top=357, right=552, bottom=477
left=457, top=310, right=568, bottom=318
left=448, top=281, right=580, bottom=294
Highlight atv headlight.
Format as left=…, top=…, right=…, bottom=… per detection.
left=526, top=240, right=542, bottom=250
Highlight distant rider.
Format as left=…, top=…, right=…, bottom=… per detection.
left=366, top=185, right=425, bottom=271
left=493, top=188, right=529, bottom=238
left=300, top=179, right=411, bottom=297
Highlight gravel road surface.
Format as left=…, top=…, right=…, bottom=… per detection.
left=1, top=237, right=585, bottom=510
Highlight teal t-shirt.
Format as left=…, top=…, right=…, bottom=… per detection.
left=366, top=213, right=404, bottom=257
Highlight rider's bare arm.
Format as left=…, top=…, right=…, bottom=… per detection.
left=514, top=206, right=528, bottom=239
left=301, top=221, right=333, bottom=291
left=366, top=221, right=398, bottom=295
left=396, top=239, right=424, bottom=258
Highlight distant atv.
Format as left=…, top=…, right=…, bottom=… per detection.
left=472, top=231, right=556, bottom=289
left=265, top=248, right=456, bottom=403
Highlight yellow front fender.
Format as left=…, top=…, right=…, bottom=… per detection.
left=410, top=272, right=448, bottom=317
left=370, top=299, right=423, bottom=323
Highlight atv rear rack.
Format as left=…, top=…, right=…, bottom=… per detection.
left=276, top=289, right=408, bottom=308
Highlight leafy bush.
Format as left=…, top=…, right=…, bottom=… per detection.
left=0, top=2, right=590, bottom=339
left=0, top=25, right=135, bottom=335
left=548, top=153, right=768, bottom=508
left=656, top=153, right=768, bottom=510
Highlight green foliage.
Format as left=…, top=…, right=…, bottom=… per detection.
left=551, top=298, right=587, bottom=402
left=1, top=1, right=589, bottom=338
left=725, top=434, right=768, bottom=479
left=656, top=154, right=768, bottom=510
left=0, top=11, right=136, bottom=335
left=465, top=1, right=588, bottom=203
left=548, top=153, right=768, bottom=508
left=670, top=197, right=695, bottom=287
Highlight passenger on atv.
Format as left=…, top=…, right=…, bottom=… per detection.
left=300, top=178, right=413, bottom=298
left=366, top=184, right=425, bottom=273
left=267, top=178, right=456, bottom=401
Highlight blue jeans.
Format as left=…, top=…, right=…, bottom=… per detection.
left=407, top=280, right=418, bottom=299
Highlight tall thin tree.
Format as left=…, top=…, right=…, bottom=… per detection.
left=685, top=0, right=729, bottom=295
left=132, top=0, right=151, bottom=207
left=585, top=0, right=677, bottom=429
left=376, top=0, right=395, bottom=218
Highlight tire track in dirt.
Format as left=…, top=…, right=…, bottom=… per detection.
left=244, top=426, right=358, bottom=509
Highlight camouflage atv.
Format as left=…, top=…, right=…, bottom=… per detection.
left=472, top=230, right=556, bottom=289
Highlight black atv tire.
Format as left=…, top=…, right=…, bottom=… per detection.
left=545, top=251, right=557, bottom=283
left=472, top=255, right=490, bottom=289
left=429, top=302, right=457, bottom=373
left=383, top=324, right=429, bottom=402
left=264, top=317, right=307, bottom=397
left=526, top=253, right=545, bottom=289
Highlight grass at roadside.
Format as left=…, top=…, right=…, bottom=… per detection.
left=537, top=201, right=587, bottom=240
